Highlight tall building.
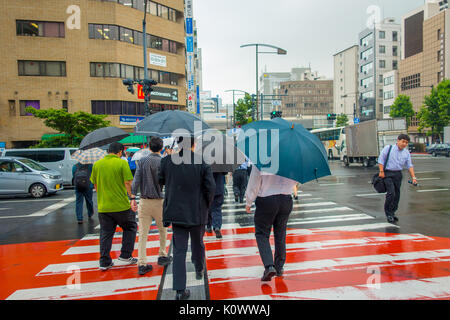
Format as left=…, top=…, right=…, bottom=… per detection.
left=382, top=70, right=399, bottom=119
left=279, top=80, right=334, bottom=127
left=0, top=0, right=187, bottom=148
left=358, top=18, right=401, bottom=122
left=333, top=45, right=359, bottom=123
left=399, top=1, right=449, bottom=143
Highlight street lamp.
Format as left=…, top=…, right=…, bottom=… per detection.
left=341, top=92, right=359, bottom=120
left=240, top=43, right=287, bottom=121
left=225, top=89, right=249, bottom=128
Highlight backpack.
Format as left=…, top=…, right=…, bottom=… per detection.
left=74, top=164, right=91, bottom=191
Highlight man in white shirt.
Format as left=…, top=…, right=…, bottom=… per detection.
left=245, top=167, right=297, bottom=281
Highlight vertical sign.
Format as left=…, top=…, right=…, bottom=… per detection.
left=185, top=0, right=195, bottom=113
left=196, top=85, right=200, bottom=115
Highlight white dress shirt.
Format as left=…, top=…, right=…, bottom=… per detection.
left=245, top=167, right=298, bottom=207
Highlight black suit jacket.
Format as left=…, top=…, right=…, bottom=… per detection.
left=159, top=151, right=216, bottom=227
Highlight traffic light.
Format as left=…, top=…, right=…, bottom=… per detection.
left=142, top=79, right=158, bottom=98
left=123, top=78, right=135, bottom=94
left=271, top=111, right=282, bottom=119
left=327, top=113, right=337, bottom=120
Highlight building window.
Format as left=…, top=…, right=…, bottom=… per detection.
left=120, top=27, right=134, bottom=43
left=379, top=75, right=384, bottom=83
left=62, top=100, right=68, bottom=111
left=438, top=50, right=442, bottom=62
left=16, top=20, right=65, bottom=38
left=384, top=105, right=391, bottom=114
left=20, top=100, right=40, bottom=116
left=393, top=60, right=398, bottom=70
left=438, top=29, right=441, bottom=40
left=379, top=31, right=386, bottom=39
left=401, top=73, right=421, bottom=91
left=379, top=89, right=384, bottom=98
left=379, top=45, right=386, bottom=54
left=393, top=46, right=398, bottom=56
left=379, top=60, right=386, bottom=68
left=360, top=33, right=373, bottom=47
left=379, top=104, right=384, bottom=112
left=18, top=61, right=66, bottom=76
left=384, top=90, right=394, bottom=100
left=384, top=76, right=394, bottom=86
left=393, top=31, right=398, bottom=41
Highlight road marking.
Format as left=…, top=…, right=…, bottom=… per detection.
left=287, top=214, right=374, bottom=225
left=222, top=201, right=337, bottom=213
left=319, top=183, right=345, bottom=186
left=417, top=189, right=449, bottom=193
left=417, top=178, right=441, bottom=181
left=0, top=196, right=76, bottom=219
left=0, top=208, right=10, bottom=211
left=355, top=193, right=386, bottom=197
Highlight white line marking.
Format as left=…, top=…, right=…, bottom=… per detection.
left=417, top=178, right=441, bottom=181
left=222, top=202, right=337, bottom=213
left=62, top=240, right=171, bottom=256
left=0, top=196, right=76, bottom=219
left=355, top=193, right=386, bottom=197
left=417, top=189, right=449, bottom=193
left=287, top=214, right=374, bottom=225
left=319, top=183, right=345, bottom=186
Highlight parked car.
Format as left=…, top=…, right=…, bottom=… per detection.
left=0, top=157, right=64, bottom=198
left=1, top=148, right=77, bottom=186
left=429, top=144, right=450, bottom=157
left=426, top=144, right=439, bottom=153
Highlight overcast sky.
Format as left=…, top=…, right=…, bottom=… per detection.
left=193, top=0, right=427, bottom=105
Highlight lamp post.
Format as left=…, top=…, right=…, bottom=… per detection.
left=240, top=43, right=287, bottom=121
left=225, top=89, right=249, bottom=128
left=341, top=92, right=359, bottom=121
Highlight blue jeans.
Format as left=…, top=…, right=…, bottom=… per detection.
left=75, top=187, right=94, bottom=221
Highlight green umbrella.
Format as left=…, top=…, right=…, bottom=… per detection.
left=236, top=118, right=331, bottom=184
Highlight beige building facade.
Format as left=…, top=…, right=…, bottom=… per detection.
left=399, top=2, right=449, bottom=142
left=0, top=0, right=187, bottom=148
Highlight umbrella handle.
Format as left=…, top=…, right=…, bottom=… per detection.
left=314, top=168, right=318, bottom=183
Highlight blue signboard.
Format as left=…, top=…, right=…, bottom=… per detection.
left=186, top=36, right=194, bottom=53
left=354, top=118, right=360, bottom=124
left=119, top=116, right=145, bottom=126
left=0, top=142, right=5, bottom=148
left=186, top=18, right=193, bottom=35
left=196, top=85, right=200, bottom=114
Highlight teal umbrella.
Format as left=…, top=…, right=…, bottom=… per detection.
left=236, top=118, right=331, bottom=184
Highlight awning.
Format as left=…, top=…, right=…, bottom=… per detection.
left=119, top=133, right=146, bottom=144
left=42, top=133, right=68, bottom=140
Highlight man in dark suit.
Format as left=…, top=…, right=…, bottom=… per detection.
left=159, top=136, right=216, bottom=300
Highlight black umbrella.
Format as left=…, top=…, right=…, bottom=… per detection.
left=195, top=129, right=246, bottom=173
left=79, top=127, right=130, bottom=150
left=134, top=110, right=211, bottom=137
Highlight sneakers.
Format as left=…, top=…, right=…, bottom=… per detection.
left=261, top=266, right=276, bottom=282
left=158, top=255, right=173, bottom=266
left=117, top=256, right=138, bottom=265
left=138, top=264, right=153, bottom=275
left=77, top=220, right=83, bottom=224
left=99, top=262, right=114, bottom=271
left=214, top=229, right=222, bottom=239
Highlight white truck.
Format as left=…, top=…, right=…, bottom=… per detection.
left=341, top=118, right=407, bottom=167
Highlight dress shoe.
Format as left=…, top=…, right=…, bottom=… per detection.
left=206, top=226, right=213, bottom=233
left=387, top=216, right=395, bottom=223
left=261, top=266, right=276, bottom=282
left=196, top=269, right=204, bottom=280
left=393, top=216, right=399, bottom=222
left=157, top=256, right=173, bottom=266
left=175, top=289, right=190, bottom=300
left=214, top=229, right=222, bottom=239
left=276, top=267, right=284, bottom=277
left=138, top=264, right=153, bottom=275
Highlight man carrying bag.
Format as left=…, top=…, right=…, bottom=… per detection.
left=375, top=134, right=418, bottom=224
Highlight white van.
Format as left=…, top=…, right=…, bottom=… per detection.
left=1, top=148, right=78, bottom=185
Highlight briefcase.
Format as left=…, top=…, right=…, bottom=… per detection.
left=371, top=145, right=393, bottom=193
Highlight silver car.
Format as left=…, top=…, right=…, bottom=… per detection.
left=0, top=157, right=64, bottom=198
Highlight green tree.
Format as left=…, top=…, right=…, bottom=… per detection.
left=389, top=95, right=415, bottom=127
left=336, top=114, right=349, bottom=127
left=234, top=94, right=254, bottom=126
left=417, top=79, right=450, bottom=142
left=26, top=108, right=111, bottom=148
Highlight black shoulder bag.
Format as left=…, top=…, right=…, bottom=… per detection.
left=372, top=145, right=393, bottom=193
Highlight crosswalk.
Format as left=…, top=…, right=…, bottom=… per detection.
left=3, top=185, right=450, bottom=300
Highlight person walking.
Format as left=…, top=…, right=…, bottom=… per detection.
left=128, top=152, right=137, bottom=176
left=131, top=137, right=173, bottom=276
left=245, top=166, right=297, bottom=282
left=206, top=172, right=227, bottom=238
left=378, top=134, right=417, bottom=223
left=90, top=142, right=138, bottom=271
left=72, top=162, right=94, bottom=224
left=233, top=158, right=250, bottom=203
left=159, top=136, right=215, bottom=300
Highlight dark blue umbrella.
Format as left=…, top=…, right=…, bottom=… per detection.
left=134, top=110, right=211, bottom=137
left=236, top=118, right=331, bottom=184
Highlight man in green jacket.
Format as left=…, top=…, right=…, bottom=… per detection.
left=90, top=142, right=138, bottom=271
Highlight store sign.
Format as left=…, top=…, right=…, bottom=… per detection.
left=186, top=36, right=194, bottom=53
left=151, top=87, right=178, bottom=102
left=0, top=142, right=5, bottom=155
left=137, top=84, right=144, bottom=100
left=120, top=116, right=145, bottom=126
left=150, top=53, right=167, bottom=67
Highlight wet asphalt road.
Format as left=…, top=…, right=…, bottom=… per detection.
left=0, top=155, right=449, bottom=245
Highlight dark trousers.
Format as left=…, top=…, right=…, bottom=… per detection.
left=172, top=224, right=205, bottom=291
left=254, top=194, right=293, bottom=270
left=233, top=169, right=248, bottom=201
left=75, top=187, right=94, bottom=221
left=207, top=194, right=224, bottom=230
left=98, top=209, right=137, bottom=267
left=384, top=170, right=403, bottom=218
